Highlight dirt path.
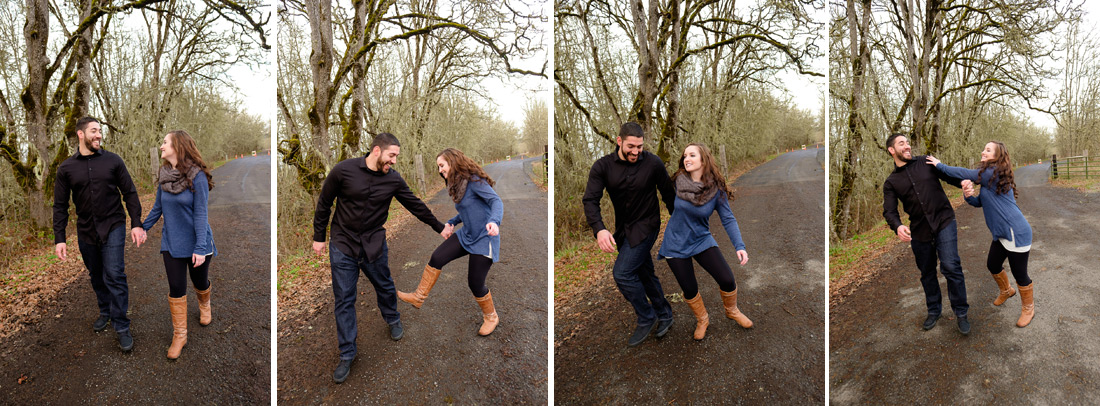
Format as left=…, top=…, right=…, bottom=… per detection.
left=830, top=163, right=1100, bottom=404
left=554, top=148, right=827, bottom=404
left=277, top=157, right=548, bottom=404
left=0, top=155, right=271, bottom=404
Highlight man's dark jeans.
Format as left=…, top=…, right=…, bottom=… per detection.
left=612, top=231, right=673, bottom=326
left=911, top=220, right=969, bottom=318
left=77, top=225, right=130, bottom=333
left=330, top=243, right=399, bottom=360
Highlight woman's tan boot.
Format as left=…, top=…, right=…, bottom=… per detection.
left=167, top=296, right=188, bottom=360
left=397, top=265, right=442, bottom=308
left=196, top=284, right=212, bottom=326
left=685, top=294, right=709, bottom=340
left=720, top=288, right=754, bottom=328
left=991, top=269, right=1016, bottom=306
left=474, top=291, right=499, bottom=336
left=1017, top=283, right=1035, bottom=327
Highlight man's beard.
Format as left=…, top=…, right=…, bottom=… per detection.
left=83, top=137, right=100, bottom=152
left=893, top=151, right=912, bottom=162
left=374, top=155, right=390, bottom=173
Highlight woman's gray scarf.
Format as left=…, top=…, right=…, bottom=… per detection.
left=447, top=177, right=469, bottom=203
left=159, top=165, right=201, bottom=194
left=675, top=174, right=718, bottom=206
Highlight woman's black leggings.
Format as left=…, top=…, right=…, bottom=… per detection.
left=987, top=240, right=1031, bottom=286
left=162, top=251, right=211, bottom=298
left=428, top=235, right=493, bottom=298
left=666, top=246, right=736, bottom=300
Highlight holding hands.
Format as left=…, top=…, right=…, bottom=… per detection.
left=962, top=179, right=976, bottom=198
left=131, top=227, right=147, bottom=247
left=441, top=223, right=455, bottom=239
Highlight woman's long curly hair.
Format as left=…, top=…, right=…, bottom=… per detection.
left=977, top=141, right=1016, bottom=200
left=671, top=143, right=733, bottom=201
left=438, top=148, right=495, bottom=191
left=164, top=130, right=214, bottom=191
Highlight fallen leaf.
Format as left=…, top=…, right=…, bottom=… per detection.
left=18, top=374, right=28, bottom=384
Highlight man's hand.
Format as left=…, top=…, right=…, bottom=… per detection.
left=962, top=179, right=975, bottom=198
left=486, top=222, right=499, bottom=237
left=897, top=225, right=912, bottom=242
left=55, top=243, right=67, bottom=261
left=736, top=250, right=749, bottom=266
left=925, top=155, right=941, bottom=166
left=312, top=241, right=326, bottom=256
left=596, top=229, right=616, bottom=253
left=192, top=253, right=206, bottom=267
left=441, top=223, right=454, bottom=239
left=131, top=227, right=146, bottom=247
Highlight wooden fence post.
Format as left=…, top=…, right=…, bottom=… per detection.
left=719, top=144, right=727, bottom=175
left=150, top=147, right=160, bottom=183
left=1085, top=150, right=1089, bottom=179
left=414, top=154, right=427, bottom=197
left=1051, top=154, right=1058, bottom=179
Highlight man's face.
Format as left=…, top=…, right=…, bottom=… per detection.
left=78, top=122, right=103, bottom=152
left=374, top=145, right=400, bottom=173
left=889, top=136, right=912, bottom=161
left=617, top=135, right=644, bottom=163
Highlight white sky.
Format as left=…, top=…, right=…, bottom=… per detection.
left=773, top=4, right=827, bottom=115
left=1023, top=1, right=1100, bottom=131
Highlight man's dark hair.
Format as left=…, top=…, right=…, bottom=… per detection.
left=885, top=133, right=907, bottom=151
left=619, top=122, right=645, bottom=140
left=76, top=117, right=100, bottom=133
left=370, top=132, right=400, bottom=152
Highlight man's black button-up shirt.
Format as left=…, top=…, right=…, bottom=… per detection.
left=883, top=155, right=963, bottom=242
left=53, top=149, right=143, bottom=246
left=583, top=148, right=675, bottom=247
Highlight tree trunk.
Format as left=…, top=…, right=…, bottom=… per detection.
left=833, top=0, right=871, bottom=240
left=306, top=0, right=334, bottom=163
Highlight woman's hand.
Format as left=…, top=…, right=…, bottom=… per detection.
left=962, top=179, right=975, bottom=198
left=441, top=223, right=454, bottom=239
left=486, top=222, right=499, bottom=237
left=192, top=253, right=206, bottom=267
left=925, top=155, right=941, bottom=166
left=736, top=250, right=748, bottom=266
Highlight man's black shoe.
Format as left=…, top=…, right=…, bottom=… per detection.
left=118, top=330, right=134, bottom=352
left=333, top=359, right=354, bottom=383
left=389, top=320, right=404, bottom=341
left=957, top=316, right=971, bottom=336
left=922, top=314, right=940, bottom=330
left=627, top=323, right=656, bottom=347
left=655, top=318, right=673, bottom=338
left=92, top=316, right=110, bottom=332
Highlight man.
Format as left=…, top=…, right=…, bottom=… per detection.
left=882, top=133, right=971, bottom=335
left=54, top=116, right=146, bottom=352
left=312, top=133, right=445, bottom=384
left=583, top=122, right=676, bottom=347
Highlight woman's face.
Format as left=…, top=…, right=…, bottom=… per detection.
left=437, top=155, right=451, bottom=179
left=160, top=134, right=176, bottom=162
left=980, top=142, right=997, bottom=163
left=683, top=145, right=703, bottom=173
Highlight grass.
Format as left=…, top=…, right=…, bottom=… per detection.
left=1051, top=176, right=1100, bottom=193
left=828, top=223, right=896, bottom=281
left=529, top=160, right=548, bottom=190
left=829, top=187, right=968, bottom=282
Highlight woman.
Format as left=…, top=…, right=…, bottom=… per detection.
left=657, top=143, right=752, bottom=340
left=142, top=130, right=217, bottom=359
left=398, top=148, right=504, bottom=336
left=926, top=141, right=1035, bottom=327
